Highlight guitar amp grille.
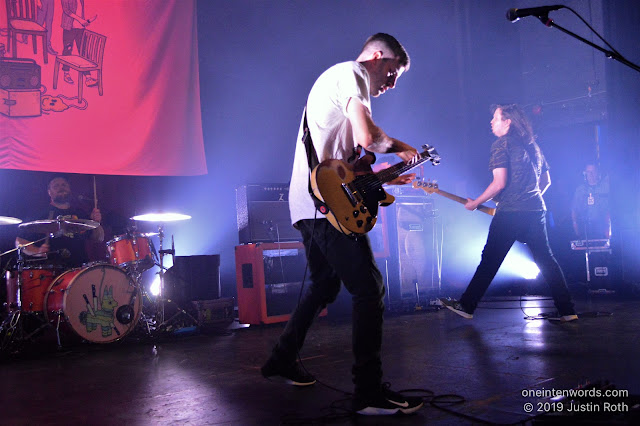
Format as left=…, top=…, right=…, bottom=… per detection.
left=236, top=184, right=301, bottom=244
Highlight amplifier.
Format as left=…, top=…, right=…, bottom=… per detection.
left=235, top=242, right=326, bottom=324
left=236, top=183, right=301, bottom=244
left=0, top=58, right=41, bottom=89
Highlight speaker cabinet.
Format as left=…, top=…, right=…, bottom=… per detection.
left=368, top=206, right=390, bottom=258
left=165, top=255, right=221, bottom=302
left=395, top=200, right=439, bottom=299
left=235, top=242, right=326, bottom=324
left=236, top=184, right=301, bottom=244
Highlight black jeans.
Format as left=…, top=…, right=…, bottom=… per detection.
left=460, top=210, right=575, bottom=316
left=270, top=219, right=385, bottom=394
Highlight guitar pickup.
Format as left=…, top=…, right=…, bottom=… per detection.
left=341, top=183, right=358, bottom=207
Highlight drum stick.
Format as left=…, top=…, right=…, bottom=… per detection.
left=44, top=210, right=55, bottom=248
left=93, top=176, right=98, bottom=210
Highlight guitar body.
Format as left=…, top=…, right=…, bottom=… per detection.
left=311, top=159, right=394, bottom=235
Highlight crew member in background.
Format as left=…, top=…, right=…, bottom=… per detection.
left=16, top=176, right=104, bottom=268
left=571, top=163, right=611, bottom=240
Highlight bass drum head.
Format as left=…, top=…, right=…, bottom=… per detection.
left=45, top=264, right=141, bottom=343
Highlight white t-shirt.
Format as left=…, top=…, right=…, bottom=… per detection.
left=288, top=61, right=371, bottom=224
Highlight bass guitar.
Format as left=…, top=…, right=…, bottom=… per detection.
left=311, top=144, right=440, bottom=236
left=412, top=179, right=496, bottom=216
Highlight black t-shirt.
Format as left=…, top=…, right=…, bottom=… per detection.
left=571, top=177, right=610, bottom=238
left=18, top=205, right=92, bottom=268
left=489, top=135, right=548, bottom=212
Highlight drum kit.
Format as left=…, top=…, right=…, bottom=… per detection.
left=1, top=212, right=192, bottom=353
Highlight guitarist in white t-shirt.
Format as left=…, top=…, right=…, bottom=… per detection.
left=261, top=33, right=425, bottom=416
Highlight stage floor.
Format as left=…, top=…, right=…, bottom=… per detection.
left=2, top=293, right=639, bottom=425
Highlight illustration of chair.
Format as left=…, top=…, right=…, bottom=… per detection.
left=5, top=0, right=48, bottom=64
left=53, top=29, right=106, bottom=103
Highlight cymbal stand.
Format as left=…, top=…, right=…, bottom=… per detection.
left=124, top=266, right=153, bottom=337
left=154, top=225, right=197, bottom=332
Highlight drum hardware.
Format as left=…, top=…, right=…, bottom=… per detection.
left=154, top=224, right=198, bottom=331
left=1, top=238, right=54, bottom=354
left=129, top=212, right=196, bottom=333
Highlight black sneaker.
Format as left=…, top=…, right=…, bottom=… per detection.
left=260, top=358, right=316, bottom=386
left=353, top=384, right=424, bottom=415
left=439, top=297, right=473, bottom=319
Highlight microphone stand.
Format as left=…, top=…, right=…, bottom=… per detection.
left=536, top=14, right=640, bottom=73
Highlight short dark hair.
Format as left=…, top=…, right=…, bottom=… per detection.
left=361, top=33, right=410, bottom=70
left=492, top=104, right=534, bottom=142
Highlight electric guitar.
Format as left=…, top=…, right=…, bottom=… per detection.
left=311, top=144, right=440, bottom=236
left=412, top=179, right=496, bottom=216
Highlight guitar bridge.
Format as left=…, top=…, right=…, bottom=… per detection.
left=341, top=182, right=358, bottom=207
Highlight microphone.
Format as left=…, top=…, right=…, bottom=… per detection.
left=506, top=5, right=564, bottom=22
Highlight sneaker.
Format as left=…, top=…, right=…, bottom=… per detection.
left=353, top=383, right=424, bottom=415
left=439, top=297, right=473, bottom=319
left=548, top=314, right=578, bottom=323
left=260, top=358, right=316, bottom=386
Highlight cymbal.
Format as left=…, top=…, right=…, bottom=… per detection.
left=19, top=218, right=100, bottom=234
left=131, top=213, right=192, bottom=222
left=0, top=216, right=22, bottom=225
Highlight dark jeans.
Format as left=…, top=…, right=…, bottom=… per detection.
left=270, top=219, right=385, bottom=394
left=460, top=210, right=575, bottom=316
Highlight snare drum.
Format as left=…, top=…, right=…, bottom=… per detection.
left=106, top=233, right=156, bottom=271
left=44, top=264, right=141, bottom=343
left=5, top=265, right=63, bottom=312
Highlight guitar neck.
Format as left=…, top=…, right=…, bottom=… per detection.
left=374, top=154, right=427, bottom=183
left=435, top=189, right=495, bottom=216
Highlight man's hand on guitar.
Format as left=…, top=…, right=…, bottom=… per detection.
left=391, top=139, right=418, bottom=163
left=387, top=173, right=416, bottom=186
left=464, top=198, right=479, bottom=211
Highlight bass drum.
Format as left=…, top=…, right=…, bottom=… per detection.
left=44, top=264, right=141, bottom=343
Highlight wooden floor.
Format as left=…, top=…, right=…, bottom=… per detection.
left=2, top=290, right=640, bottom=425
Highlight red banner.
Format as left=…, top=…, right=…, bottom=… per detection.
left=0, top=0, right=206, bottom=176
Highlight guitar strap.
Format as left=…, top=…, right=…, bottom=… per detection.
left=302, top=108, right=330, bottom=215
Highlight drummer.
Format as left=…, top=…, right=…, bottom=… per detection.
left=15, top=176, right=104, bottom=268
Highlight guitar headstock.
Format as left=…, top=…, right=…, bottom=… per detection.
left=412, top=177, right=439, bottom=194
left=421, top=144, right=441, bottom=166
